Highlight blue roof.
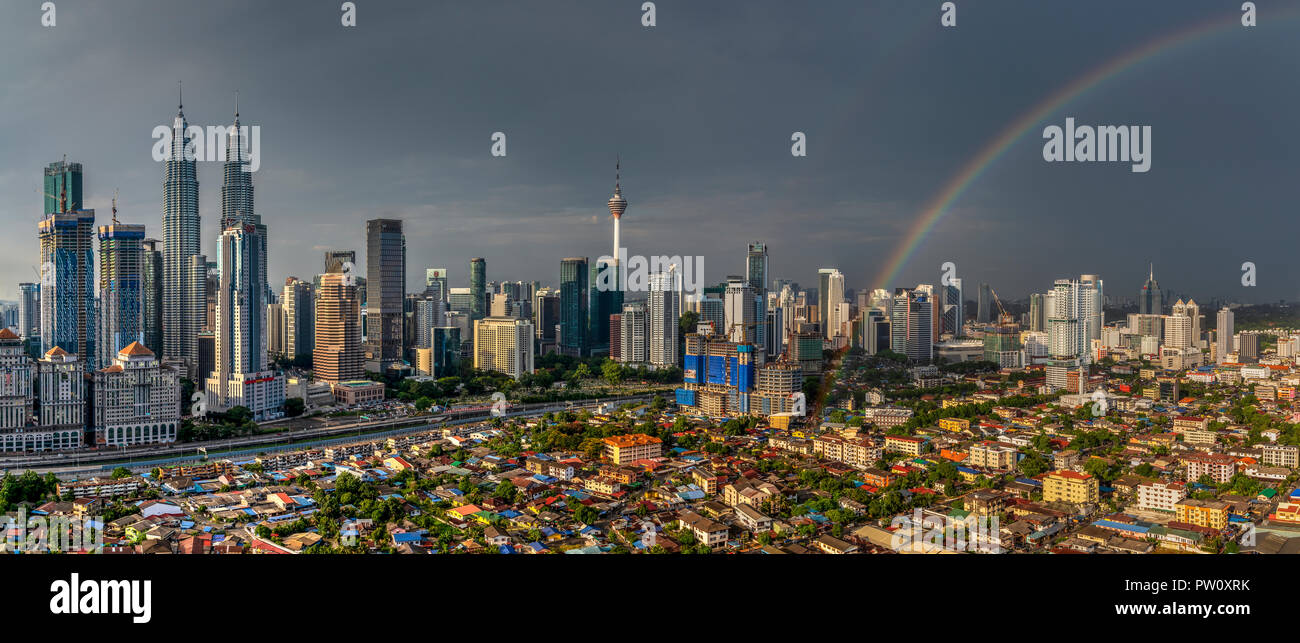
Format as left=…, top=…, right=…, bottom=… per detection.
left=1094, top=519, right=1149, bottom=534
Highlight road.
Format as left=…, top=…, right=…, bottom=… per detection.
left=4, top=394, right=663, bottom=478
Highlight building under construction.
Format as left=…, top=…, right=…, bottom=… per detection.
left=677, top=333, right=801, bottom=418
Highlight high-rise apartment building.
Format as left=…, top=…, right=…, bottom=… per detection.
left=725, top=276, right=757, bottom=344
left=17, top=283, right=39, bottom=340
left=1046, top=278, right=1097, bottom=391
left=648, top=268, right=680, bottom=367
left=1171, top=299, right=1201, bottom=348
left=473, top=317, right=534, bottom=379
left=1079, top=274, right=1104, bottom=342
left=818, top=268, right=844, bottom=340
left=1216, top=307, right=1234, bottom=364
left=619, top=301, right=648, bottom=363
left=1028, top=292, right=1046, bottom=332
left=1163, top=313, right=1192, bottom=350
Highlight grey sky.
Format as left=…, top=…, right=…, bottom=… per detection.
left=1, top=0, right=1295, bottom=304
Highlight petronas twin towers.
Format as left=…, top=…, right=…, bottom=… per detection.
left=162, top=89, right=283, bottom=419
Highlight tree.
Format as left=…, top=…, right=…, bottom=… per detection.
left=602, top=359, right=624, bottom=386
left=679, top=311, right=699, bottom=337
left=225, top=406, right=254, bottom=424
left=283, top=397, right=306, bottom=417
left=111, top=467, right=132, bottom=480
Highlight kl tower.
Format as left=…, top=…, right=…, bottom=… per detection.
left=608, top=157, right=627, bottom=265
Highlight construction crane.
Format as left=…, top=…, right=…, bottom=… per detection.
left=988, top=286, right=1015, bottom=326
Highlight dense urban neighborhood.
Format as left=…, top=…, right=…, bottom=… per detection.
left=9, top=332, right=1300, bottom=555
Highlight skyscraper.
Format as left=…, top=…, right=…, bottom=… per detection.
left=141, top=238, right=163, bottom=354
left=44, top=159, right=83, bottom=215
left=1046, top=279, right=1097, bottom=391
left=1080, top=273, right=1104, bottom=342
left=890, top=288, right=933, bottom=362
left=425, top=268, right=448, bottom=302
left=365, top=219, right=405, bottom=372
left=17, top=283, right=39, bottom=340
left=97, top=211, right=146, bottom=367
left=1216, top=307, right=1234, bottom=364
left=819, top=269, right=845, bottom=340
left=1171, top=298, right=1201, bottom=348
left=725, top=275, right=757, bottom=343
left=282, top=277, right=315, bottom=362
left=559, top=257, right=588, bottom=357
left=533, top=289, right=559, bottom=354
left=1163, top=313, right=1191, bottom=350
left=648, top=268, right=680, bottom=367
left=747, top=242, right=769, bottom=352
left=588, top=256, right=619, bottom=356
left=942, top=277, right=964, bottom=337
left=162, top=92, right=202, bottom=371
left=325, top=250, right=356, bottom=274
left=1028, top=292, right=1046, bottom=332
left=470, top=257, right=487, bottom=322
left=315, top=266, right=364, bottom=383
left=817, top=268, right=840, bottom=333
left=1139, top=264, right=1162, bottom=315
left=219, top=101, right=269, bottom=301
left=207, top=223, right=284, bottom=420
left=38, top=186, right=95, bottom=366
left=977, top=283, right=993, bottom=324
left=619, top=301, right=648, bottom=363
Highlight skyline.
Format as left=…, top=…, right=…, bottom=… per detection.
left=1, top=1, right=1297, bottom=303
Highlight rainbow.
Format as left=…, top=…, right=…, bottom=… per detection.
left=870, top=8, right=1287, bottom=292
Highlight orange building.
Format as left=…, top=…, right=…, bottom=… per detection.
left=603, top=433, right=663, bottom=464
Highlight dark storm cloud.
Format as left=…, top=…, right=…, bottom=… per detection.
left=0, top=0, right=1294, bottom=303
